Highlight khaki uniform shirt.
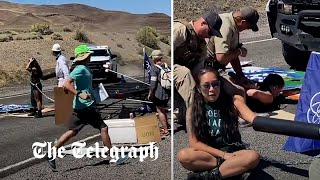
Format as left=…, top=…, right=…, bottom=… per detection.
left=208, top=12, right=239, bottom=55
left=173, top=21, right=208, bottom=75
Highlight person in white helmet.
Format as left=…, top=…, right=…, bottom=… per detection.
left=43, top=44, right=70, bottom=87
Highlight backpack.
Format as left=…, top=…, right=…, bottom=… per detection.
left=154, top=63, right=171, bottom=90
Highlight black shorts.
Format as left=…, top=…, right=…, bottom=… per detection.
left=68, top=106, right=107, bottom=132
left=152, top=97, right=169, bottom=107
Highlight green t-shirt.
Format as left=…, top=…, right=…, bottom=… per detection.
left=69, top=65, right=95, bottom=110
left=205, top=103, right=244, bottom=152
left=205, top=104, right=223, bottom=139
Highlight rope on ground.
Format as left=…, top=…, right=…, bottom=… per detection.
left=105, top=69, right=150, bottom=86
left=30, top=81, right=55, bottom=103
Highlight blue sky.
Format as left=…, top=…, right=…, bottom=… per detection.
left=6, top=0, right=171, bottom=16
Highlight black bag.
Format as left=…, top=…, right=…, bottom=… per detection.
left=119, top=105, right=136, bottom=119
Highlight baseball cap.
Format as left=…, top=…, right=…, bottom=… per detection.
left=74, top=44, right=93, bottom=62
left=240, top=7, right=259, bottom=32
left=202, top=10, right=222, bottom=37
left=149, top=50, right=163, bottom=59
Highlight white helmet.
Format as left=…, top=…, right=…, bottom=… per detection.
left=52, top=43, right=61, bottom=52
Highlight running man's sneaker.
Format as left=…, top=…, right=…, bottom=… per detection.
left=47, top=156, right=57, bottom=172
left=115, top=154, right=130, bottom=165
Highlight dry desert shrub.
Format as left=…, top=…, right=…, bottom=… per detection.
left=72, top=29, right=91, bottom=43
left=63, top=27, right=73, bottom=32
left=51, top=33, right=63, bottom=40
left=30, top=23, right=53, bottom=35
left=0, top=34, right=13, bottom=42
left=15, top=33, right=43, bottom=41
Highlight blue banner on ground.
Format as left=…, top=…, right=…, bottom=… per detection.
left=283, top=52, right=320, bottom=153
left=227, top=66, right=305, bottom=90
left=0, top=104, right=31, bottom=113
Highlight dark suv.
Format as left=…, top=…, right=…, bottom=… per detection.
left=266, top=0, right=320, bottom=70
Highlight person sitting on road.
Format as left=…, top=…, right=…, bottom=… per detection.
left=246, top=73, right=284, bottom=113
left=26, top=57, right=44, bottom=118
left=177, top=67, right=260, bottom=180
left=148, top=50, right=171, bottom=139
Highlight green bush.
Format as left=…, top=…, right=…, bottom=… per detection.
left=51, top=33, right=63, bottom=40
left=135, top=26, right=159, bottom=49
left=30, top=23, right=53, bottom=35
left=72, top=29, right=90, bottom=43
left=158, top=35, right=170, bottom=45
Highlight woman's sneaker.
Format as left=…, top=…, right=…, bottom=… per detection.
left=187, top=168, right=222, bottom=180
left=35, top=110, right=43, bottom=118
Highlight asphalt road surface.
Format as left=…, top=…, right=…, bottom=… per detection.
left=174, top=36, right=315, bottom=180
left=0, top=78, right=171, bottom=179
left=1, top=36, right=316, bottom=180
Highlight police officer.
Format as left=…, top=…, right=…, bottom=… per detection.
left=173, top=10, right=222, bottom=109
left=173, top=11, right=222, bottom=129
left=207, top=7, right=260, bottom=124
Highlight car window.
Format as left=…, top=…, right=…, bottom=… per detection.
left=91, top=49, right=110, bottom=56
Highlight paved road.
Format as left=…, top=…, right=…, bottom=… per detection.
left=174, top=37, right=315, bottom=180
left=1, top=36, right=315, bottom=180
left=0, top=78, right=173, bottom=180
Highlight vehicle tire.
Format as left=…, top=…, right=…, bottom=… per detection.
left=282, top=42, right=311, bottom=71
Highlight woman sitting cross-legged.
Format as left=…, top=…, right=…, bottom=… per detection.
left=177, top=67, right=260, bottom=180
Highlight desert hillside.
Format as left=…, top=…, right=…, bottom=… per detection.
left=0, top=1, right=171, bottom=87
left=174, top=0, right=271, bottom=40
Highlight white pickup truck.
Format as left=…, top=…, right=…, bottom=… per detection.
left=71, top=45, right=120, bottom=84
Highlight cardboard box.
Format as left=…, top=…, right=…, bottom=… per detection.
left=103, top=118, right=137, bottom=144
left=134, top=113, right=161, bottom=144
left=54, top=87, right=74, bottom=125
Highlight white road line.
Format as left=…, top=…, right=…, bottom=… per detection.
left=243, top=38, right=277, bottom=45
left=0, top=90, right=53, bottom=100
left=0, top=134, right=100, bottom=177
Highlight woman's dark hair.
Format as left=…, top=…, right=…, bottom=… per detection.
left=263, top=74, right=284, bottom=87
left=30, top=58, right=43, bottom=77
left=191, top=66, right=241, bottom=144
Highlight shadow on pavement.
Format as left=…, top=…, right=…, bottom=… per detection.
left=258, top=159, right=309, bottom=178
